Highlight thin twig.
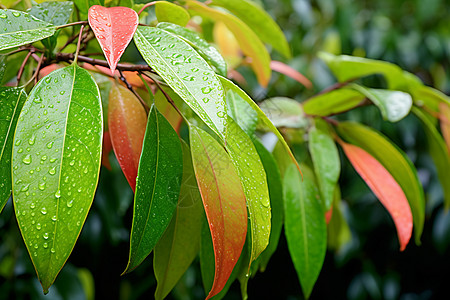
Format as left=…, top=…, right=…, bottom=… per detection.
left=56, top=21, right=88, bottom=30
left=4, top=46, right=42, bottom=56
left=317, top=79, right=354, bottom=96
left=60, top=26, right=89, bottom=51
left=137, top=1, right=157, bottom=15
left=118, top=70, right=150, bottom=112
left=151, top=75, right=188, bottom=123
left=34, top=53, right=45, bottom=84
left=74, top=25, right=85, bottom=64
left=17, top=50, right=34, bottom=86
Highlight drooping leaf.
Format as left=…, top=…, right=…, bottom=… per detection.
left=410, top=85, right=450, bottom=114
left=186, top=0, right=271, bottom=86
left=124, top=105, right=183, bottom=273
left=0, top=9, right=56, bottom=51
left=226, top=89, right=258, bottom=136
left=213, top=21, right=242, bottom=70
left=29, top=1, right=74, bottom=26
left=211, top=0, right=291, bottom=59
left=412, top=107, right=450, bottom=208
left=302, top=88, right=365, bottom=117
left=284, top=164, right=327, bottom=299
left=108, top=83, right=147, bottom=191
left=350, top=84, right=413, bottom=122
left=308, top=123, right=340, bottom=210
left=225, top=117, right=271, bottom=267
left=12, top=64, right=103, bottom=292
left=439, top=102, right=450, bottom=153
left=339, top=140, right=413, bottom=250
left=189, top=125, right=247, bottom=299
left=259, top=97, right=308, bottom=128
left=270, top=60, right=312, bottom=89
left=0, top=87, right=27, bottom=212
left=134, top=26, right=227, bottom=138
left=156, top=22, right=227, bottom=76
left=154, top=141, right=203, bottom=300
left=88, top=5, right=138, bottom=74
left=155, top=2, right=190, bottom=27
left=337, top=122, right=425, bottom=243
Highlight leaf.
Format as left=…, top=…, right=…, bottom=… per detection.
left=156, top=22, right=227, bottom=76
left=339, top=140, right=413, bottom=250
left=218, top=76, right=302, bottom=175
left=108, top=83, right=147, bottom=191
left=253, top=140, right=284, bottom=272
left=186, top=0, right=271, bottom=86
left=412, top=107, right=450, bottom=209
left=101, top=131, right=112, bottom=170
left=302, top=88, right=365, bottom=117
left=155, top=2, right=190, bottom=27
left=225, top=117, right=271, bottom=266
left=284, top=164, right=327, bottom=299
left=270, top=60, right=312, bottom=89
left=0, top=87, right=27, bottom=212
left=73, top=0, right=103, bottom=15
left=350, top=84, right=413, bottom=122
left=88, top=5, right=138, bottom=74
left=327, top=187, right=352, bottom=251
left=410, top=84, right=450, bottom=114
left=439, top=103, right=450, bottom=154
left=124, top=105, right=183, bottom=273
left=134, top=26, right=227, bottom=138
left=308, top=123, right=340, bottom=210
left=0, top=9, right=56, bottom=51
left=189, top=125, right=247, bottom=299
left=226, top=89, right=258, bottom=136
left=29, top=1, right=74, bottom=26
left=337, top=122, right=425, bottom=243
left=0, top=55, right=5, bottom=84
left=12, top=64, right=103, bottom=292
left=211, top=0, right=291, bottom=59
left=154, top=141, right=203, bottom=300
left=259, top=97, right=308, bottom=128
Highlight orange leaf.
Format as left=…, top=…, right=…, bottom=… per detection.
left=270, top=60, right=313, bottom=89
left=108, top=83, right=147, bottom=191
left=439, top=102, right=450, bottom=154
left=339, top=141, right=412, bottom=251
left=102, top=131, right=112, bottom=170
left=325, top=205, right=333, bottom=224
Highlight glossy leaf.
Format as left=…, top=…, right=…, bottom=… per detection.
left=124, top=106, right=183, bottom=273
left=0, top=9, right=56, bottom=51
left=410, top=84, right=450, bottom=113
left=101, top=131, right=112, bottom=170
left=309, top=124, right=340, bottom=210
left=186, top=0, right=271, bottom=86
left=327, top=187, right=351, bottom=251
left=0, top=87, right=27, bottom=212
left=189, top=125, right=247, bottom=299
left=29, top=1, right=74, bottom=26
left=350, top=84, right=412, bottom=122
left=412, top=107, right=450, bottom=208
left=270, top=60, right=312, bottom=88
left=108, top=83, right=147, bottom=191
left=155, top=2, right=190, bottom=27
left=156, top=22, right=227, bottom=76
left=154, top=141, right=203, bottom=300
left=337, top=122, right=425, bottom=243
left=339, top=141, right=413, bottom=250
left=0, top=55, right=5, bottom=84
left=439, top=103, right=450, bottom=153
left=73, top=0, right=103, bottom=15
left=211, top=0, right=291, bottom=58
left=226, top=89, right=258, bottom=136
left=284, top=164, right=327, bottom=299
left=302, top=88, right=365, bottom=117
left=88, top=5, right=138, bottom=74
left=134, top=26, right=227, bottom=138
left=12, top=64, right=103, bottom=292
left=259, top=97, right=308, bottom=128
left=225, top=117, right=271, bottom=266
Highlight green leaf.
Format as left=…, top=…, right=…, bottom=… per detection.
left=284, top=164, right=327, bottom=299
left=154, top=141, right=203, bottom=300
left=29, top=1, right=74, bottom=26
left=253, top=140, right=284, bottom=272
left=308, top=123, right=340, bottom=210
left=211, top=0, right=291, bottom=58
left=337, top=122, right=425, bottom=244
left=226, top=88, right=257, bottom=136
left=12, top=64, right=103, bottom=292
left=0, top=9, right=56, bottom=51
left=124, top=105, right=183, bottom=273
left=225, top=117, right=271, bottom=266
left=134, top=26, right=227, bottom=138
left=410, top=84, right=450, bottom=113
left=0, top=55, right=6, bottom=84
left=327, top=187, right=351, bottom=251
left=157, top=22, right=227, bottom=76
left=412, top=107, right=450, bottom=208
left=73, top=0, right=103, bottom=15
left=259, top=97, right=308, bottom=128
left=302, top=88, right=365, bottom=117
left=350, top=84, right=413, bottom=122
left=155, top=2, right=190, bottom=27
left=0, top=87, right=27, bottom=212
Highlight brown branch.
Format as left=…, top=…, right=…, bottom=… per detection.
left=56, top=21, right=88, bottom=30
left=317, top=79, right=354, bottom=96
left=118, top=70, right=150, bottom=112
left=17, top=50, right=34, bottom=85
left=138, top=1, right=157, bottom=15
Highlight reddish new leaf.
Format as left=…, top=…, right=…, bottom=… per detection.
left=189, top=125, right=247, bottom=299
left=270, top=60, right=313, bottom=89
left=325, top=205, right=333, bottom=224
left=102, top=131, right=112, bottom=170
left=340, top=141, right=412, bottom=251
left=108, top=83, right=147, bottom=191
left=88, top=5, right=138, bottom=74
left=439, top=102, right=450, bottom=154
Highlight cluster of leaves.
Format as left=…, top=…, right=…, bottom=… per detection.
left=0, top=0, right=449, bottom=299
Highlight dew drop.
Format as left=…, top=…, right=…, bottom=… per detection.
left=67, top=200, right=73, bottom=208
left=43, top=242, right=48, bottom=249
left=41, top=207, right=47, bottom=215
left=38, top=182, right=46, bottom=191
left=48, top=166, right=56, bottom=175
left=46, top=141, right=54, bottom=149
left=51, top=248, right=56, bottom=253
left=43, top=232, right=49, bottom=239
left=21, top=184, right=30, bottom=192
left=12, top=12, right=20, bottom=17
left=22, top=154, right=32, bottom=164
left=36, top=223, right=41, bottom=230
left=55, top=190, right=61, bottom=198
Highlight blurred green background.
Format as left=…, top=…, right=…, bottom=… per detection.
left=1, top=0, right=450, bottom=299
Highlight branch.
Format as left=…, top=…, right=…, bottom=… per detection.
left=118, top=70, right=150, bottom=112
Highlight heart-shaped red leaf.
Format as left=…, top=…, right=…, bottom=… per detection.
left=88, top=5, right=138, bottom=74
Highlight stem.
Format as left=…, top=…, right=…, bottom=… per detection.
left=137, top=72, right=155, bottom=105
left=74, top=25, right=85, bottom=64
left=137, top=1, right=158, bottom=15
left=317, top=79, right=354, bottom=96
left=16, top=50, right=34, bottom=86
left=56, top=21, right=88, bottom=30
left=22, top=53, right=44, bottom=87
left=118, top=70, right=150, bottom=112
left=60, top=26, right=89, bottom=51
left=151, top=75, right=189, bottom=124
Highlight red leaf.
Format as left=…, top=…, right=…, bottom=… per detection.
left=439, top=102, right=450, bottom=154
left=102, top=131, right=113, bottom=170
left=270, top=60, right=313, bottom=89
left=108, top=83, right=147, bottom=191
left=339, top=141, right=412, bottom=251
left=88, top=5, right=138, bottom=75
left=325, top=205, right=333, bottom=224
